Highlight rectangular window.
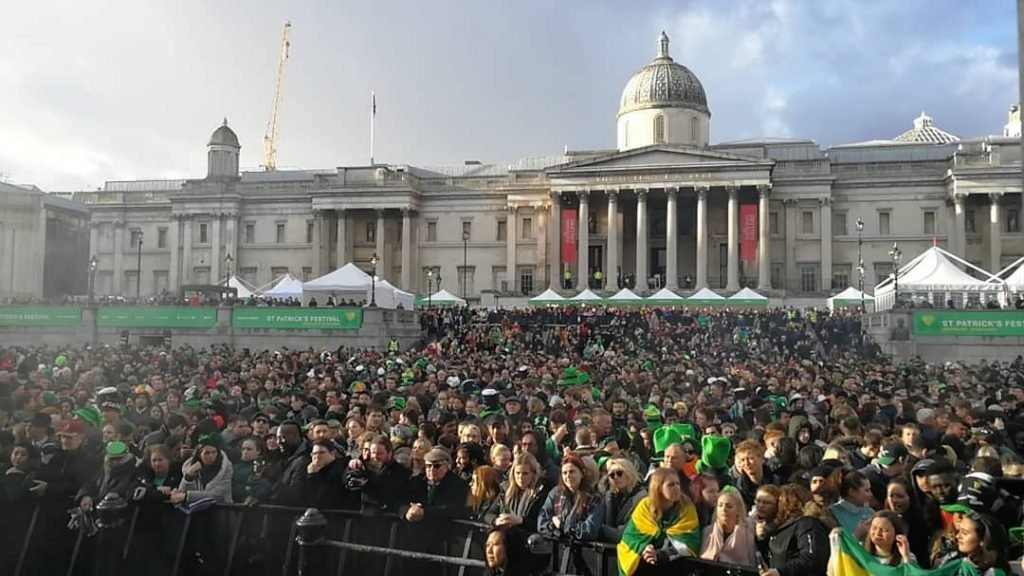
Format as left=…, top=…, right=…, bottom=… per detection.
left=462, top=221, right=472, bottom=241
left=153, top=271, right=168, bottom=295
left=924, top=211, right=936, bottom=235
left=834, top=213, right=847, bottom=237
left=239, top=267, right=258, bottom=284
left=966, top=210, right=976, bottom=234
left=801, top=211, right=814, bottom=234
left=874, top=263, right=893, bottom=285
left=521, top=217, right=533, bottom=239
left=1006, top=209, right=1020, bottom=233
left=366, top=221, right=376, bottom=243
left=199, top=223, right=209, bottom=244
left=302, top=267, right=313, bottom=281
left=518, top=267, right=534, bottom=295
left=276, top=223, right=286, bottom=244
left=769, top=212, right=780, bottom=235
left=157, top=228, right=167, bottom=249
left=457, top=265, right=475, bottom=296
left=800, top=264, right=818, bottom=293
left=271, top=266, right=289, bottom=279
left=245, top=223, right=255, bottom=244
left=426, top=221, right=437, bottom=242
left=130, top=229, right=143, bottom=248
left=497, top=220, right=507, bottom=242
left=493, top=266, right=508, bottom=292
left=832, top=264, right=851, bottom=290
left=878, top=212, right=890, bottom=236
left=770, top=263, right=784, bottom=290
left=306, top=221, right=314, bottom=244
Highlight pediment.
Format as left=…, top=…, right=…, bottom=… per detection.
left=548, top=145, right=772, bottom=174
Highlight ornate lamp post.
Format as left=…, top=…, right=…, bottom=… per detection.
left=135, top=230, right=144, bottom=300
left=88, top=255, right=98, bottom=304
left=856, top=217, right=865, bottom=312
left=369, top=253, right=378, bottom=308
left=462, top=229, right=469, bottom=299
left=889, top=242, right=902, bottom=307
left=427, top=269, right=433, bottom=308
left=224, top=253, right=234, bottom=278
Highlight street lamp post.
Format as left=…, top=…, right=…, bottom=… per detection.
left=427, top=269, right=433, bottom=308
left=889, top=242, right=902, bottom=307
left=369, top=253, right=378, bottom=308
left=224, top=253, right=234, bottom=278
left=135, top=230, right=144, bottom=301
left=461, top=229, right=469, bottom=299
left=88, top=255, right=98, bottom=304
left=856, top=217, right=865, bottom=312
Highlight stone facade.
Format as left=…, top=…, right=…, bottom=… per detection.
left=56, top=33, right=1023, bottom=302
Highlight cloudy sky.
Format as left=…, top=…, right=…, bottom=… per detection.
left=0, top=0, right=1018, bottom=191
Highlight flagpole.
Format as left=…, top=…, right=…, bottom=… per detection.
left=370, top=91, right=376, bottom=165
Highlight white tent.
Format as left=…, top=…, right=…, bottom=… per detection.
left=376, top=279, right=416, bottom=309
left=605, top=288, right=644, bottom=305
left=304, top=263, right=404, bottom=308
left=570, top=288, right=604, bottom=303
left=874, top=246, right=1005, bottom=310
left=427, top=289, right=466, bottom=306
left=727, top=287, right=768, bottom=306
left=827, top=286, right=875, bottom=311
left=218, top=275, right=261, bottom=299
left=528, top=288, right=567, bottom=306
left=262, top=274, right=303, bottom=300
left=645, top=287, right=686, bottom=305
left=688, top=287, right=725, bottom=302
left=997, top=257, right=1024, bottom=292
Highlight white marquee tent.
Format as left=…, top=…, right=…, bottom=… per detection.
left=261, top=274, right=303, bottom=300
left=528, top=288, right=567, bottom=306
left=874, top=246, right=1005, bottom=310
left=426, top=289, right=466, bottom=306
left=570, top=289, right=604, bottom=303
left=376, top=279, right=416, bottom=309
left=303, top=263, right=405, bottom=308
left=606, top=288, right=644, bottom=305
left=827, top=286, right=875, bottom=311
left=996, top=257, right=1024, bottom=293
left=219, top=275, right=261, bottom=299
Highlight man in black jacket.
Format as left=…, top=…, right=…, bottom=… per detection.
left=355, top=434, right=409, bottom=513
left=401, top=447, right=468, bottom=524
left=274, top=420, right=310, bottom=506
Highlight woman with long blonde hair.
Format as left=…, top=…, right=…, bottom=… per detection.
left=494, top=453, right=549, bottom=531
left=617, top=468, right=700, bottom=576
left=467, top=465, right=502, bottom=523
left=700, top=487, right=758, bottom=567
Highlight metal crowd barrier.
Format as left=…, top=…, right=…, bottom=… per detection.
left=5, top=495, right=757, bottom=576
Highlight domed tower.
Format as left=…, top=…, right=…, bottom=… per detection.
left=617, top=32, right=710, bottom=150
left=207, top=119, right=241, bottom=179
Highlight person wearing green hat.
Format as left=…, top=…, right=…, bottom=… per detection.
left=696, top=435, right=732, bottom=487
left=76, top=440, right=137, bottom=512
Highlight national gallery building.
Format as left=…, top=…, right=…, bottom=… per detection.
left=52, top=32, right=1024, bottom=302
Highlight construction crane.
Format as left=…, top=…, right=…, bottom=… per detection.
left=262, top=21, right=291, bottom=171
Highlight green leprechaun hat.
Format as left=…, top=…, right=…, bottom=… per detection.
left=557, top=366, right=591, bottom=387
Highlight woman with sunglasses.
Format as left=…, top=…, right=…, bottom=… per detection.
left=600, top=458, right=647, bottom=543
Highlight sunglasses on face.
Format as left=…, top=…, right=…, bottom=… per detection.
left=608, top=470, right=624, bottom=479
left=425, top=462, right=447, bottom=469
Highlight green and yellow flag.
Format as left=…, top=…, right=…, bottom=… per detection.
left=617, top=497, right=700, bottom=576
left=831, top=530, right=981, bottom=576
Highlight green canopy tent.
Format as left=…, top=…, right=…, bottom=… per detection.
left=416, top=288, right=467, bottom=307
left=687, top=287, right=725, bottom=307
left=605, top=288, right=644, bottom=306
left=645, top=287, right=686, bottom=306
left=527, top=288, right=567, bottom=307
left=569, top=288, right=604, bottom=306
left=827, top=286, right=874, bottom=311
left=727, top=287, right=769, bottom=308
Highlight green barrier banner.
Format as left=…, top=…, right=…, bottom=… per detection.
left=232, top=308, right=363, bottom=330
left=912, top=310, right=1024, bottom=337
left=0, top=307, right=82, bottom=327
left=97, top=307, right=218, bottom=328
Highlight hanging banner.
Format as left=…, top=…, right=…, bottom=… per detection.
left=97, top=307, right=218, bottom=328
left=233, top=308, right=363, bottom=330
left=740, top=204, right=758, bottom=262
left=561, top=209, right=578, bottom=264
left=0, top=307, right=82, bottom=327
left=913, top=310, right=1024, bottom=337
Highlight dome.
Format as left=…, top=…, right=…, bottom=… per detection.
left=892, top=112, right=959, bottom=144
left=618, top=32, right=709, bottom=118
left=208, top=119, right=240, bottom=148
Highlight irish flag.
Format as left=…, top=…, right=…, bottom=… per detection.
left=831, top=530, right=979, bottom=576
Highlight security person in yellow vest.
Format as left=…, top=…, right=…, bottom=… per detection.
left=564, top=270, right=572, bottom=289
left=593, top=269, right=603, bottom=289
left=388, top=336, right=399, bottom=353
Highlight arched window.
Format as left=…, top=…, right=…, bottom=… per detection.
left=690, top=117, right=699, bottom=142
left=654, top=115, right=666, bottom=144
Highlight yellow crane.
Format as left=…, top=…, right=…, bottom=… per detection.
left=262, top=21, right=291, bottom=171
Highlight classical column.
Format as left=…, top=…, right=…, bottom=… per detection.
left=336, top=209, right=348, bottom=267
left=990, top=193, right=1003, bottom=271
left=89, top=222, right=99, bottom=258
left=402, top=208, right=414, bottom=291
left=536, top=206, right=548, bottom=290
left=549, top=192, right=561, bottom=289
left=225, top=214, right=237, bottom=268
left=168, top=216, right=180, bottom=293
left=665, top=187, right=679, bottom=290
left=113, top=222, right=125, bottom=295
left=375, top=210, right=386, bottom=281
left=311, top=210, right=324, bottom=277
left=635, top=189, right=649, bottom=292
left=953, top=194, right=966, bottom=257
left=576, top=190, right=590, bottom=291
left=820, top=197, right=833, bottom=292
left=182, top=217, right=193, bottom=285
left=784, top=199, right=798, bottom=292
left=606, top=189, right=619, bottom=291
left=211, top=215, right=222, bottom=283
left=726, top=186, right=740, bottom=291
left=2, top=226, right=13, bottom=294
left=695, top=186, right=708, bottom=290
left=757, top=185, right=772, bottom=290
left=506, top=206, right=517, bottom=293
left=34, top=209, right=46, bottom=295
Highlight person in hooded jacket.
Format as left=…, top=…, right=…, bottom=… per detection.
left=173, top=434, right=233, bottom=504
left=763, top=484, right=829, bottom=576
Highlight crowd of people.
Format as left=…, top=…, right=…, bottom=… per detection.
left=2, top=305, right=1024, bottom=576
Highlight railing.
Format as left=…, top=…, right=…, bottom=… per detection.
left=4, top=495, right=758, bottom=576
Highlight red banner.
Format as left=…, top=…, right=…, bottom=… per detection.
left=561, top=209, right=578, bottom=264
left=740, top=204, right=758, bottom=262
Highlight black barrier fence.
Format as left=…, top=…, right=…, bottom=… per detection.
left=3, top=496, right=757, bottom=576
